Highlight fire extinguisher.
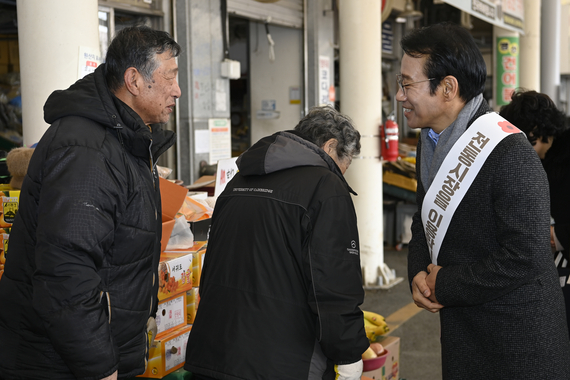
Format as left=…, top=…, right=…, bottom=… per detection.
left=380, top=112, right=399, bottom=162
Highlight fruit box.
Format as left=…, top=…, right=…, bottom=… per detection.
left=0, top=231, right=8, bottom=281
left=137, top=324, right=192, bottom=379
left=362, top=336, right=400, bottom=380
left=192, top=244, right=206, bottom=287
left=160, top=178, right=189, bottom=252
left=186, top=287, right=200, bottom=324
left=0, top=189, right=20, bottom=228
left=156, top=294, right=187, bottom=338
left=382, top=171, right=417, bottom=193
left=159, top=241, right=207, bottom=301
left=162, top=241, right=207, bottom=300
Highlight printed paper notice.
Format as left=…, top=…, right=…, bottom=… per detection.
left=215, top=157, right=238, bottom=197
left=209, top=118, right=231, bottom=165
left=78, top=46, right=102, bottom=80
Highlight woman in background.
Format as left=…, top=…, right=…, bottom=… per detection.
left=500, top=89, right=570, bottom=335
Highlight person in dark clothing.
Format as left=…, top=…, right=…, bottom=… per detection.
left=0, top=26, right=180, bottom=380
left=500, top=88, right=570, bottom=336
left=184, top=106, right=369, bottom=380
left=401, top=23, right=570, bottom=379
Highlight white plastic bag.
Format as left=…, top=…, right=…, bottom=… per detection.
left=165, top=216, right=194, bottom=250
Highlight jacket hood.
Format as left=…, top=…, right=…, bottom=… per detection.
left=43, top=64, right=175, bottom=159
left=237, top=130, right=356, bottom=194
left=44, top=64, right=118, bottom=128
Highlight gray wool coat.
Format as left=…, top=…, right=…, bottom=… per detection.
left=408, top=101, right=570, bottom=379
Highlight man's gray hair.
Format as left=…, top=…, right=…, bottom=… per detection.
left=105, top=25, right=181, bottom=93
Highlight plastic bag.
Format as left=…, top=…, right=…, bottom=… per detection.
left=165, top=216, right=194, bottom=250
left=156, top=165, right=173, bottom=179
left=178, top=196, right=214, bottom=222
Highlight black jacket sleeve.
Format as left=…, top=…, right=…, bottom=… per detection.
left=306, top=181, right=369, bottom=364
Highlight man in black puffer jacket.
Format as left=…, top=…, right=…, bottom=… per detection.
left=0, top=26, right=180, bottom=380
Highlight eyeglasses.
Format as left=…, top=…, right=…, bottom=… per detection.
left=396, top=74, right=436, bottom=96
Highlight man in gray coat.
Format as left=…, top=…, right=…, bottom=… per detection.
left=400, top=22, right=570, bottom=379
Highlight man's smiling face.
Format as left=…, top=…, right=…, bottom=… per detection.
left=396, top=54, right=449, bottom=133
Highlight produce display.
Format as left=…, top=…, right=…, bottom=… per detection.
left=362, top=310, right=389, bottom=342
left=362, top=342, right=385, bottom=360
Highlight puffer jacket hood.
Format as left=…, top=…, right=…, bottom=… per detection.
left=44, top=65, right=114, bottom=127
left=237, top=130, right=356, bottom=194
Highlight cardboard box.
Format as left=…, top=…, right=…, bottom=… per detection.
left=158, top=241, right=206, bottom=301
left=137, top=324, right=192, bottom=379
left=186, top=287, right=200, bottom=324
left=192, top=244, right=207, bottom=287
left=155, top=294, right=187, bottom=338
left=0, top=231, right=8, bottom=281
left=160, top=177, right=189, bottom=252
left=0, top=190, right=19, bottom=228
left=186, top=175, right=215, bottom=196
left=362, top=336, right=400, bottom=380
left=383, top=171, right=417, bottom=192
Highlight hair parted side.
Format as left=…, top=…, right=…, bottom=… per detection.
left=400, top=22, right=486, bottom=103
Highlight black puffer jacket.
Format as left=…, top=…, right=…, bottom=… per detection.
left=185, top=131, right=369, bottom=380
left=0, top=64, right=175, bottom=380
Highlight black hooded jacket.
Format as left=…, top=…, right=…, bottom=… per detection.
left=185, top=131, right=368, bottom=380
left=0, top=64, right=175, bottom=380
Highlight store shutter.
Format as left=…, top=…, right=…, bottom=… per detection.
left=227, top=0, right=304, bottom=29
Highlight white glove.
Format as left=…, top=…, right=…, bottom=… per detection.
left=334, top=359, right=363, bottom=380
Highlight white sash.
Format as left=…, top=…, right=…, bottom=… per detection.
left=421, top=112, right=522, bottom=265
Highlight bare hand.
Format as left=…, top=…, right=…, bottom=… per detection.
left=411, top=271, right=444, bottom=313
left=426, top=264, right=442, bottom=303
left=550, top=225, right=557, bottom=253
left=101, top=370, right=118, bottom=380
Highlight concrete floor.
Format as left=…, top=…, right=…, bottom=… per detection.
left=361, top=247, right=442, bottom=380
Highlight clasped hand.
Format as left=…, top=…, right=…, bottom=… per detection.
left=411, top=264, right=444, bottom=313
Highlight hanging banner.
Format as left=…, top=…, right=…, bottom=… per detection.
left=443, top=0, right=524, bottom=34
left=496, top=36, right=519, bottom=106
